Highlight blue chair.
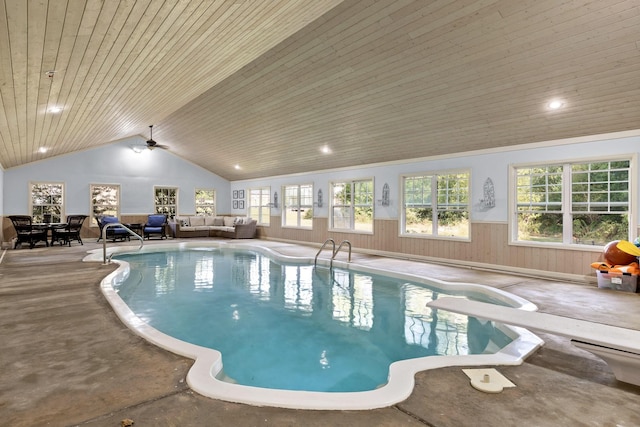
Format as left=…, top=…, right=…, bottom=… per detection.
left=143, top=214, right=168, bottom=240
left=96, top=215, right=129, bottom=242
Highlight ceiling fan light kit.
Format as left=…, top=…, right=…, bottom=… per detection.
left=131, top=145, right=146, bottom=154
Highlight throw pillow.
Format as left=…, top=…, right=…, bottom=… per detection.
left=213, top=217, right=224, bottom=226
left=190, top=216, right=205, bottom=226
left=180, top=219, right=189, bottom=227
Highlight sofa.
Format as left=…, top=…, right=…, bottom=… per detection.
left=170, top=215, right=257, bottom=239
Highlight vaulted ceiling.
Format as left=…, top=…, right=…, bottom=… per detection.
left=1, top=0, right=639, bottom=180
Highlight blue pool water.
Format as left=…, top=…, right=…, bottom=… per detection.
left=113, top=248, right=512, bottom=393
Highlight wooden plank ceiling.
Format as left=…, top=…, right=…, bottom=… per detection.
left=1, top=0, right=639, bottom=180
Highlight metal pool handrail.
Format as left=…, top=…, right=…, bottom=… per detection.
left=102, top=223, right=143, bottom=264
left=333, top=240, right=351, bottom=263
left=315, top=239, right=352, bottom=269
left=314, top=238, right=336, bottom=268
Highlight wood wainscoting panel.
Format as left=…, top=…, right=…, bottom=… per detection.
left=259, top=216, right=601, bottom=277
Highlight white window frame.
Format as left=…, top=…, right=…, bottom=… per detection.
left=154, top=186, right=178, bottom=219
left=29, top=182, right=65, bottom=223
left=90, top=184, right=120, bottom=227
left=329, top=178, right=374, bottom=233
left=400, top=170, right=471, bottom=240
left=249, top=186, right=271, bottom=226
left=282, top=183, right=313, bottom=229
left=195, top=188, right=216, bottom=216
left=509, top=154, right=636, bottom=248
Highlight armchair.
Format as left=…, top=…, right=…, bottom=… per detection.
left=9, top=215, right=49, bottom=249
left=96, top=215, right=130, bottom=242
left=52, top=215, right=88, bottom=246
left=143, top=214, right=168, bottom=240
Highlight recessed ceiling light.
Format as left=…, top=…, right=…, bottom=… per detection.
left=547, top=99, right=564, bottom=110
left=234, top=164, right=241, bottom=170
left=321, top=145, right=331, bottom=154
left=48, top=106, right=62, bottom=113
left=38, top=147, right=48, bottom=153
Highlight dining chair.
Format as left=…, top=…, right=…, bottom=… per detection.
left=52, top=215, right=88, bottom=246
left=8, top=215, right=49, bottom=249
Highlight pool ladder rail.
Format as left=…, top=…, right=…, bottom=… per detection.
left=102, top=222, right=144, bottom=264
left=314, top=238, right=352, bottom=270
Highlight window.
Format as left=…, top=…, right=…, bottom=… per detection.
left=249, top=187, right=271, bottom=225
left=30, top=182, right=64, bottom=223
left=513, top=159, right=632, bottom=246
left=154, top=187, right=178, bottom=218
left=282, top=184, right=313, bottom=228
left=330, top=179, right=374, bottom=232
left=90, top=184, right=120, bottom=226
left=401, top=171, right=470, bottom=239
left=195, top=189, right=216, bottom=216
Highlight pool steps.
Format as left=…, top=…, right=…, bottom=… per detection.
left=427, top=297, right=640, bottom=387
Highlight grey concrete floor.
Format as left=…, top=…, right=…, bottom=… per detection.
left=1, top=238, right=639, bottom=427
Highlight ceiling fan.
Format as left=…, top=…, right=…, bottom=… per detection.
left=146, top=125, right=168, bottom=150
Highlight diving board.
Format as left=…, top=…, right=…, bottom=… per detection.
left=427, top=297, right=640, bottom=387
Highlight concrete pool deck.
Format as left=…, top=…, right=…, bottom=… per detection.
left=1, top=238, right=639, bottom=426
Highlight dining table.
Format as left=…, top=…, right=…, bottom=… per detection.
left=32, top=222, right=67, bottom=246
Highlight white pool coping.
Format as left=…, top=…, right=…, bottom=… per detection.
left=86, top=241, right=544, bottom=410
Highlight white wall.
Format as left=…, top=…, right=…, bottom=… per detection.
left=0, top=165, right=4, bottom=243
left=0, top=165, right=4, bottom=216
left=3, top=137, right=230, bottom=216
left=4, top=131, right=639, bottom=226
left=232, top=131, right=640, bottom=225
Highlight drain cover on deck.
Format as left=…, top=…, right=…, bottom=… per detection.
left=462, top=368, right=515, bottom=393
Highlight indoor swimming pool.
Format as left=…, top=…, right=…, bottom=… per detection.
left=92, top=242, right=542, bottom=410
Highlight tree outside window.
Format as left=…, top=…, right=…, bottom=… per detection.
left=249, top=187, right=271, bottom=225
left=30, top=182, right=64, bottom=223
left=402, top=172, right=470, bottom=239
left=514, top=160, right=631, bottom=246
left=90, top=184, right=120, bottom=226
left=331, top=179, right=373, bottom=232
left=195, top=189, right=216, bottom=216
left=515, top=165, right=563, bottom=243
left=154, top=187, right=178, bottom=219
left=283, top=184, right=313, bottom=228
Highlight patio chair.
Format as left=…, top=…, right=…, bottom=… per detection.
left=96, top=215, right=130, bottom=242
left=52, top=215, right=88, bottom=246
left=8, top=215, right=49, bottom=249
left=143, top=214, right=168, bottom=239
